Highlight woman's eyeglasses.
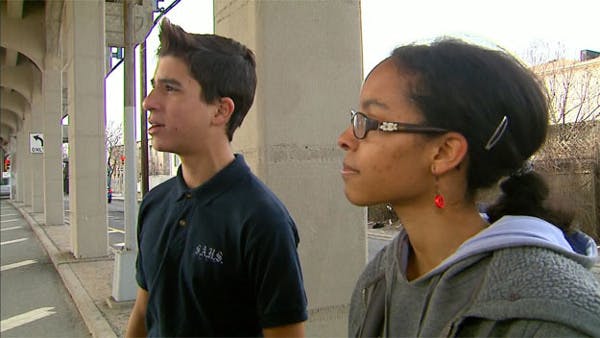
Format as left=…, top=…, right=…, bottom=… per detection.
left=350, top=109, right=448, bottom=139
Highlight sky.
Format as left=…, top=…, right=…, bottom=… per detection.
left=361, top=0, right=600, bottom=71
left=105, top=0, right=600, bottom=128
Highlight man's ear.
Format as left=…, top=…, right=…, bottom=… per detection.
left=430, top=132, right=468, bottom=175
left=212, top=97, right=235, bottom=126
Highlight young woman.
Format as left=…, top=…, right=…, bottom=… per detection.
left=338, top=39, right=600, bottom=337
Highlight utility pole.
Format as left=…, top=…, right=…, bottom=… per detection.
left=123, top=0, right=137, bottom=252
left=140, top=41, right=149, bottom=196
left=112, top=0, right=138, bottom=302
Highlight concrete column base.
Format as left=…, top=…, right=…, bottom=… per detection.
left=111, top=249, right=137, bottom=302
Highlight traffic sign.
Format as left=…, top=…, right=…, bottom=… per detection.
left=30, top=133, right=44, bottom=154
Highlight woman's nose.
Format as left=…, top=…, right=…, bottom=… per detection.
left=337, top=126, right=356, bottom=151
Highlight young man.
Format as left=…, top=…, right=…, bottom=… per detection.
left=125, top=19, right=307, bottom=337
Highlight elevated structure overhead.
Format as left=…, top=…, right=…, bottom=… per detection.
left=2, top=0, right=368, bottom=335
left=0, top=0, right=154, bottom=260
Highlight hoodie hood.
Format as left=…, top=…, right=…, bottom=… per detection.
left=423, top=215, right=599, bottom=278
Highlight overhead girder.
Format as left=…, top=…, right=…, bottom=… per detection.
left=45, top=0, right=64, bottom=69
left=0, top=124, right=11, bottom=143
left=0, top=61, right=41, bottom=104
left=6, top=0, right=24, bottom=19
left=0, top=126, right=13, bottom=147
left=0, top=87, right=29, bottom=120
left=0, top=1, right=45, bottom=71
left=3, top=48, right=18, bottom=67
left=0, top=106, right=21, bottom=147
left=0, top=108, right=20, bottom=132
left=1, top=123, right=10, bottom=134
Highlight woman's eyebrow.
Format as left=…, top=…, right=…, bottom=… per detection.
left=361, top=99, right=389, bottom=110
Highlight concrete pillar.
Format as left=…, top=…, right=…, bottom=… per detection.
left=43, top=69, right=65, bottom=225
left=215, top=1, right=366, bottom=335
left=22, top=117, right=33, bottom=206
left=15, top=128, right=26, bottom=202
left=30, top=100, right=44, bottom=213
left=8, top=136, right=17, bottom=199
left=63, top=0, right=108, bottom=258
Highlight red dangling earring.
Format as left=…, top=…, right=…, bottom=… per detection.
left=434, top=175, right=445, bottom=209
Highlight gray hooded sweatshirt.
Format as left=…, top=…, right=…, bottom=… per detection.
left=349, top=216, right=600, bottom=337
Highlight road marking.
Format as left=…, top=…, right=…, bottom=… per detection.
left=0, top=307, right=56, bottom=333
left=113, top=242, right=125, bottom=248
left=1, top=259, right=38, bottom=272
left=0, top=213, right=19, bottom=217
left=1, top=226, right=22, bottom=232
left=0, top=238, right=28, bottom=246
left=108, top=227, right=125, bottom=234
left=0, top=219, right=20, bottom=223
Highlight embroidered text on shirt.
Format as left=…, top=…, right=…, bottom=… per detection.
left=193, top=244, right=224, bottom=264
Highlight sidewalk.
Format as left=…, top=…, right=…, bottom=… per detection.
left=10, top=200, right=132, bottom=338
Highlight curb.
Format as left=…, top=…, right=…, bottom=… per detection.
left=10, top=201, right=118, bottom=338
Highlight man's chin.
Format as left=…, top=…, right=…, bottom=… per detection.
left=150, top=141, right=169, bottom=153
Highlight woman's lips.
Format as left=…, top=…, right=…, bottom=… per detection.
left=341, top=163, right=359, bottom=176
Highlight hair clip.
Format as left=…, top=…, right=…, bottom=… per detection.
left=484, top=115, right=508, bottom=151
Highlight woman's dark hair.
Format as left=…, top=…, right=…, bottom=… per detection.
left=157, top=18, right=257, bottom=141
left=389, top=38, right=573, bottom=231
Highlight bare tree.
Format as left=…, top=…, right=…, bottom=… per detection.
left=530, top=44, right=599, bottom=159
left=524, top=40, right=567, bottom=66
left=528, top=42, right=600, bottom=240
left=106, top=121, right=124, bottom=189
left=529, top=42, right=600, bottom=129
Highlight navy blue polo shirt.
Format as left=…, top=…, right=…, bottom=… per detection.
left=136, top=154, right=308, bottom=337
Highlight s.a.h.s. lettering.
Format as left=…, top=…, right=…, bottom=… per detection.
left=193, top=244, right=223, bottom=264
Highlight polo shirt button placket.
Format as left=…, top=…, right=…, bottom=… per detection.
left=178, top=219, right=187, bottom=227
left=185, top=193, right=192, bottom=199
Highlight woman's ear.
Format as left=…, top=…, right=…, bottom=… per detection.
left=212, top=97, right=235, bottom=126
left=431, top=132, right=468, bottom=175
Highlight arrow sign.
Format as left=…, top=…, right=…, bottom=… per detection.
left=33, top=135, right=44, bottom=147
left=30, top=133, right=44, bottom=154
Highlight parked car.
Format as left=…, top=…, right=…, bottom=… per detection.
left=107, top=187, right=113, bottom=203
left=0, top=177, right=10, bottom=198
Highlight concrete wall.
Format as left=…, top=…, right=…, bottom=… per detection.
left=215, top=1, right=366, bottom=335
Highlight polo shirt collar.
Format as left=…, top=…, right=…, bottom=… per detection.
left=173, top=154, right=249, bottom=205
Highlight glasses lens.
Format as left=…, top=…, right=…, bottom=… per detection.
left=352, top=112, right=366, bottom=139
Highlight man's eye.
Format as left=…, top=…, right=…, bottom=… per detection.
left=165, top=85, right=176, bottom=92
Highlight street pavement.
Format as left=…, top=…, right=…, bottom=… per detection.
left=3, top=196, right=599, bottom=337
left=1, top=201, right=90, bottom=337
left=6, top=198, right=132, bottom=338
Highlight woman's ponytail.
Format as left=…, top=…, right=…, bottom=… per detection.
left=486, top=171, right=575, bottom=232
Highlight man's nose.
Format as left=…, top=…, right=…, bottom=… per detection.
left=142, top=88, right=156, bottom=112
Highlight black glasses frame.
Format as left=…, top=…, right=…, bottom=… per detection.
left=350, top=109, right=448, bottom=139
